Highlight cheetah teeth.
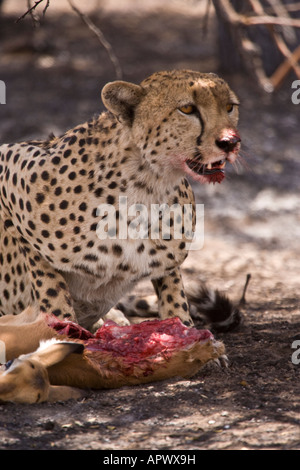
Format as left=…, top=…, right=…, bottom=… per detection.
left=205, top=160, right=226, bottom=171
left=218, top=160, right=226, bottom=169
left=202, top=160, right=226, bottom=176
left=186, top=158, right=226, bottom=176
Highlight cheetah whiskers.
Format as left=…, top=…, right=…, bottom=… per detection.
left=179, top=147, right=206, bottom=174
left=232, top=147, right=253, bottom=175
left=188, top=157, right=205, bottom=175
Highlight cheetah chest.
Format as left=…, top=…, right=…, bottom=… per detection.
left=68, top=235, right=185, bottom=286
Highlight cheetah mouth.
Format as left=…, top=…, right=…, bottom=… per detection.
left=185, top=158, right=226, bottom=184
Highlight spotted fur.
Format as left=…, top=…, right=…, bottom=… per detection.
left=0, top=70, right=240, bottom=330
left=117, top=280, right=243, bottom=332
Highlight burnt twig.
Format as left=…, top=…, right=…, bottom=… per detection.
left=211, top=0, right=300, bottom=91
left=16, top=0, right=50, bottom=23
left=67, top=0, right=123, bottom=80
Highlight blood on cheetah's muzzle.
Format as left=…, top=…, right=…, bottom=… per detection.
left=186, top=158, right=226, bottom=184
left=186, top=130, right=241, bottom=184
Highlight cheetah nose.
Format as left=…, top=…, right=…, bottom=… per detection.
left=215, top=134, right=241, bottom=153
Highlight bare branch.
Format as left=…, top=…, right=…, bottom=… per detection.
left=212, top=0, right=300, bottom=91
left=67, top=0, right=123, bottom=80
left=247, top=0, right=300, bottom=89
left=212, top=0, right=241, bottom=25
left=265, top=2, right=300, bottom=13
left=42, top=0, right=50, bottom=17
left=265, top=0, right=297, bottom=44
left=243, top=15, right=300, bottom=28
left=15, top=0, right=47, bottom=23
left=212, top=0, right=273, bottom=92
left=201, top=0, right=213, bottom=39
left=270, top=44, right=300, bottom=89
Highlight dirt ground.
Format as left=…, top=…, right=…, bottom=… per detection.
left=0, top=0, right=299, bottom=451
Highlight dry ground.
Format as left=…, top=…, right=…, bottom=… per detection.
left=0, top=0, right=299, bottom=451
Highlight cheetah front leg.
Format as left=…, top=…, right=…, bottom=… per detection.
left=152, top=267, right=193, bottom=327
left=21, top=245, right=77, bottom=322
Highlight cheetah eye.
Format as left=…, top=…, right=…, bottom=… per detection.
left=226, top=104, right=234, bottom=113
left=178, top=105, right=197, bottom=115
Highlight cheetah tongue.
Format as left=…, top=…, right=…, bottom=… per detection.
left=202, top=160, right=226, bottom=184
left=203, top=160, right=226, bottom=175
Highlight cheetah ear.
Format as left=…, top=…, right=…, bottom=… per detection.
left=101, top=81, right=145, bottom=126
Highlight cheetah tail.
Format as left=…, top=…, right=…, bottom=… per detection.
left=186, top=279, right=248, bottom=332
left=116, top=275, right=250, bottom=332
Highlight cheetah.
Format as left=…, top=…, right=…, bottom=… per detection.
left=0, top=70, right=241, bottom=331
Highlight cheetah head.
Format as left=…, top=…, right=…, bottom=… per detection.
left=101, top=70, right=241, bottom=184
